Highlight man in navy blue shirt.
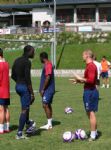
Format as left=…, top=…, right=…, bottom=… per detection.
left=39, top=52, right=55, bottom=130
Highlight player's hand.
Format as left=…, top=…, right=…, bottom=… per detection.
left=69, top=79, right=77, bottom=84
left=40, top=90, right=44, bottom=97
left=30, top=94, right=35, bottom=105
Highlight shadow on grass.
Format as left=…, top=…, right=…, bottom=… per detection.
left=10, top=125, right=18, bottom=131
left=99, top=97, right=103, bottom=101
left=27, top=120, right=61, bottom=137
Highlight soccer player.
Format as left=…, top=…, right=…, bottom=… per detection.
left=70, top=50, right=99, bottom=141
left=0, top=48, right=10, bottom=134
left=101, top=56, right=110, bottom=88
left=93, top=55, right=102, bottom=88
left=11, top=45, right=35, bottom=139
left=39, top=52, right=55, bottom=130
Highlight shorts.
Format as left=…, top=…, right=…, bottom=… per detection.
left=101, top=72, right=108, bottom=78
left=83, top=89, right=99, bottom=112
left=0, top=99, right=10, bottom=106
left=16, top=84, right=31, bottom=109
left=42, top=91, right=54, bottom=104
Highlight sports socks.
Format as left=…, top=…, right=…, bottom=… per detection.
left=4, top=122, right=10, bottom=131
left=90, top=131, right=96, bottom=139
left=18, top=113, right=27, bottom=133
left=0, top=124, right=4, bottom=133
left=48, top=118, right=52, bottom=126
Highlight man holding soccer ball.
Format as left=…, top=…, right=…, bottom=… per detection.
left=70, top=50, right=99, bottom=141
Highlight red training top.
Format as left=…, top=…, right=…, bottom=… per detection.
left=84, top=62, right=97, bottom=90
left=0, top=60, right=10, bottom=99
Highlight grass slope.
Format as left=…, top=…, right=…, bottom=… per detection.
left=1, top=77, right=111, bottom=150
left=4, top=42, right=111, bottom=69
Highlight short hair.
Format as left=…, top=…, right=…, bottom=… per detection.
left=24, top=45, right=34, bottom=55
left=40, top=52, right=48, bottom=59
left=102, top=56, right=106, bottom=59
left=84, top=50, right=94, bottom=58
left=0, top=48, right=3, bottom=57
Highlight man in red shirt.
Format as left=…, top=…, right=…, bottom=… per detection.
left=70, top=50, right=99, bottom=141
left=0, top=48, right=10, bottom=134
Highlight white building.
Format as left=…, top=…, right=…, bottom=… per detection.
left=0, top=0, right=111, bottom=31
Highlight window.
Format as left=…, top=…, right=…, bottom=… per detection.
left=99, top=7, right=111, bottom=22
left=77, top=8, right=95, bottom=22
left=57, top=9, right=74, bottom=23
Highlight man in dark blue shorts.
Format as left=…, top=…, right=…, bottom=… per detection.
left=70, top=50, right=99, bottom=141
left=12, top=45, right=36, bottom=139
left=39, top=52, right=55, bottom=130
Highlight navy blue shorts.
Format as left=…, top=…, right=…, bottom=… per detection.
left=42, top=92, right=54, bottom=104
left=101, top=72, right=108, bottom=78
left=83, top=89, right=99, bottom=112
left=0, top=99, right=10, bottom=106
left=16, top=84, right=31, bottom=109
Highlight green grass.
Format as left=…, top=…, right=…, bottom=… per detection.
left=1, top=77, right=111, bottom=150
left=3, top=42, right=111, bottom=69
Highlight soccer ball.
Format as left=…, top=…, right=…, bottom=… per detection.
left=74, top=129, right=87, bottom=140
left=65, top=107, right=73, bottom=114
left=63, top=131, right=74, bottom=142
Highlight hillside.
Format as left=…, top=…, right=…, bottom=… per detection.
left=3, top=42, right=111, bottom=69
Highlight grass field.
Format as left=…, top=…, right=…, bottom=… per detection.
left=1, top=77, right=111, bottom=150
left=3, top=42, right=111, bottom=69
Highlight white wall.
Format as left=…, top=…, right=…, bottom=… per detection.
left=32, top=8, right=53, bottom=27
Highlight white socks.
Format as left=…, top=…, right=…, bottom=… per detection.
left=0, top=123, right=10, bottom=133
left=90, top=131, right=97, bottom=139
left=48, top=118, right=52, bottom=126
left=4, top=122, right=10, bottom=131
left=107, top=84, right=109, bottom=88
left=0, top=124, right=4, bottom=133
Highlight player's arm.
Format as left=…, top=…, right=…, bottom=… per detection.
left=40, top=75, right=51, bottom=97
left=40, top=63, right=52, bottom=97
left=11, top=63, right=17, bottom=82
left=25, top=61, right=35, bottom=104
left=0, top=65, right=3, bottom=85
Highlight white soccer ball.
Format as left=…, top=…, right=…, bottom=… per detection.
left=65, top=107, right=73, bottom=114
left=63, top=131, right=74, bottom=142
left=74, top=129, right=87, bottom=140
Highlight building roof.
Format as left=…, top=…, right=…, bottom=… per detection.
left=0, top=0, right=111, bottom=12
left=56, top=0, right=111, bottom=5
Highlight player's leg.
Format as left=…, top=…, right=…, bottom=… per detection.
left=4, top=106, right=10, bottom=133
left=0, top=105, right=5, bottom=133
left=16, top=84, right=30, bottom=139
left=40, top=103, right=52, bottom=130
left=106, top=72, right=109, bottom=88
left=40, top=93, right=53, bottom=130
left=87, top=111, right=97, bottom=140
left=101, top=73, right=105, bottom=88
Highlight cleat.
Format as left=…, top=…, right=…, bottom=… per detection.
left=26, top=122, right=36, bottom=134
left=88, top=137, right=96, bottom=142
left=40, top=124, right=52, bottom=130
left=16, top=134, right=28, bottom=140
left=4, top=130, right=10, bottom=133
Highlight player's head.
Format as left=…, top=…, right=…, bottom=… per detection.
left=40, top=52, right=48, bottom=63
left=23, top=45, right=35, bottom=58
left=102, top=56, right=106, bottom=61
left=0, top=48, right=3, bottom=58
left=83, top=50, right=93, bottom=61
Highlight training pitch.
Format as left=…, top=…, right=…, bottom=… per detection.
left=2, top=77, right=111, bottom=150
